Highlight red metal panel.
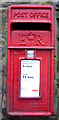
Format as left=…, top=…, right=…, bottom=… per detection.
left=11, top=31, right=51, bottom=47
left=7, top=5, right=54, bottom=116
left=11, top=9, right=51, bottom=21
left=13, top=50, right=48, bottom=112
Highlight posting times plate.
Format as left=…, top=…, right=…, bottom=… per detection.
left=21, top=60, right=40, bottom=97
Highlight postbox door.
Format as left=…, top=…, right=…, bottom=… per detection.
left=13, top=49, right=50, bottom=112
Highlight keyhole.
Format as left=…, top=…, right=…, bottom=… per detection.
left=17, top=79, right=18, bottom=82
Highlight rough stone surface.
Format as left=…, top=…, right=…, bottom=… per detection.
left=0, top=0, right=53, bottom=3
left=0, top=4, right=2, bottom=120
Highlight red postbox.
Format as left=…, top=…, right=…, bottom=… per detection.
left=7, top=5, right=55, bottom=116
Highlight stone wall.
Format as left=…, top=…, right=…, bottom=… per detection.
left=0, top=1, right=58, bottom=120
left=0, top=4, right=2, bottom=120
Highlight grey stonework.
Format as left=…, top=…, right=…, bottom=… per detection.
left=0, top=4, right=2, bottom=120
left=0, top=1, right=58, bottom=120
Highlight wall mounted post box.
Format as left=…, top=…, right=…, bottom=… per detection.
left=7, top=5, right=55, bottom=116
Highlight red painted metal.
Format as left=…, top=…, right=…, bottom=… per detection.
left=7, top=5, right=54, bottom=116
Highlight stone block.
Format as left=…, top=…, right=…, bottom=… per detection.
left=56, top=9, right=59, bottom=19
left=2, top=76, right=6, bottom=93
left=0, top=75, right=2, bottom=85
left=0, top=38, right=5, bottom=45
left=2, top=42, right=7, bottom=58
left=57, top=87, right=59, bottom=98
